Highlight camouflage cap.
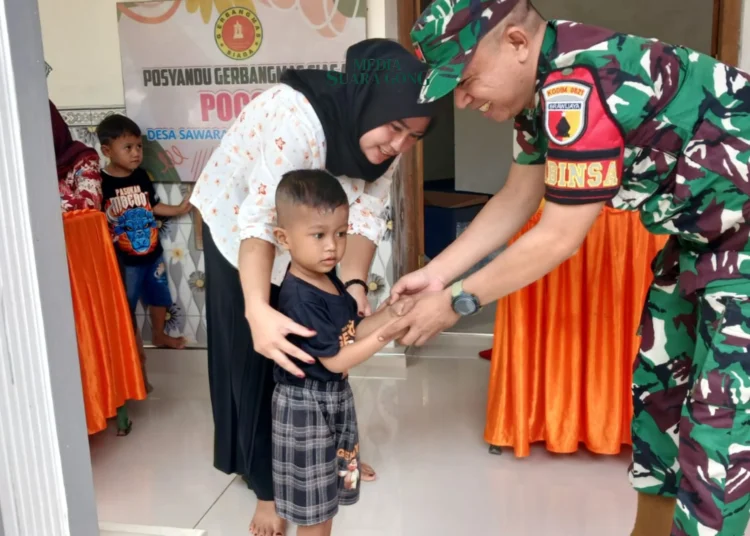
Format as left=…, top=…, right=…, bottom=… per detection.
left=411, top=0, right=520, bottom=103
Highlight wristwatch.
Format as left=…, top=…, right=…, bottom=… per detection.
left=450, top=280, right=481, bottom=317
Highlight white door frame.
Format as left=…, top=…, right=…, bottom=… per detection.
left=0, top=0, right=99, bottom=534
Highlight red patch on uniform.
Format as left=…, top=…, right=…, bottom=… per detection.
left=413, top=42, right=425, bottom=62
left=541, top=67, right=625, bottom=205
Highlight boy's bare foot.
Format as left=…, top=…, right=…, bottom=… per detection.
left=360, top=461, right=377, bottom=482
left=152, top=333, right=187, bottom=349
left=249, top=500, right=286, bottom=536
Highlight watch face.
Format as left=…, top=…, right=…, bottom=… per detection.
left=454, top=296, right=478, bottom=316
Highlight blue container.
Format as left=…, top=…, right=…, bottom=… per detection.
left=423, top=191, right=488, bottom=261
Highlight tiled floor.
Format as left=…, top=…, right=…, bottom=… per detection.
left=91, top=351, right=643, bottom=535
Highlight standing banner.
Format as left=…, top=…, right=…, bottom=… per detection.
left=116, top=0, right=367, bottom=184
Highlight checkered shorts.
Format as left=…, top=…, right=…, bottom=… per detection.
left=271, top=379, right=360, bottom=526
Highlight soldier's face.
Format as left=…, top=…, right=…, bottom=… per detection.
left=454, top=25, right=538, bottom=122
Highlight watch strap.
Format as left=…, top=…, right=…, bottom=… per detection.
left=451, top=280, right=464, bottom=299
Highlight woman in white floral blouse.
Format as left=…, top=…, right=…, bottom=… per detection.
left=190, top=38, right=437, bottom=536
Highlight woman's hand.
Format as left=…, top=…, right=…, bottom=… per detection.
left=245, top=303, right=317, bottom=378
left=388, top=267, right=446, bottom=304
left=347, top=284, right=372, bottom=317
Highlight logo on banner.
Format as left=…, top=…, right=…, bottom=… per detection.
left=215, top=7, right=263, bottom=60
left=542, top=81, right=591, bottom=146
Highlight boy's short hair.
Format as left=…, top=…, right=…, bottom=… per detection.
left=96, top=114, right=142, bottom=146
left=275, top=170, right=349, bottom=226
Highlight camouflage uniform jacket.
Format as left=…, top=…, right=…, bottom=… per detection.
left=514, top=20, right=750, bottom=295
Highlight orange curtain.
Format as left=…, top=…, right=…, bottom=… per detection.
left=484, top=206, right=668, bottom=457
left=62, top=210, right=146, bottom=435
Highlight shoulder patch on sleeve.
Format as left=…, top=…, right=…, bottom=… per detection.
left=542, top=80, right=592, bottom=146
left=541, top=67, right=625, bottom=205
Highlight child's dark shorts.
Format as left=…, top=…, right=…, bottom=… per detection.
left=122, top=255, right=172, bottom=313
left=271, top=379, right=360, bottom=526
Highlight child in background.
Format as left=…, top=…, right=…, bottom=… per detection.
left=96, top=115, right=192, bottom=390
left=270, top=169, right=411, bottom=536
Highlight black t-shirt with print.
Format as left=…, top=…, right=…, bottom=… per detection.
left=101, top=168, right=163, bottom=266
left=274, top=270, right=361, bottom=386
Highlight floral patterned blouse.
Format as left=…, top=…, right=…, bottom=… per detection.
left=59, top=152, right=103, bottom=212
left=191, top=83, right=397, bottom=284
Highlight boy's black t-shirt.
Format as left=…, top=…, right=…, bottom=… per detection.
left=101, top=168, right=163, bottom=266
left=274, top=271, right=361, bottom=387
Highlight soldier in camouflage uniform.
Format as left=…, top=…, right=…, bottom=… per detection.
left=384, top=0, right=750, bottom=534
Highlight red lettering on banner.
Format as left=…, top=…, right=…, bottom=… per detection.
left=158, top=145, right=189, bottom=172
left=199, top=89, right=264, bottom=122
left=168, top=145, right=187, bottom=166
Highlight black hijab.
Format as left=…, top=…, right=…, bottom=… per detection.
left=280, top=38, right=438, bottom=182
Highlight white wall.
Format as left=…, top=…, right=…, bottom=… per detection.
left=451, top=0, right=716, bottom=195
left=367, top=0, right=397, bottom=40
left=40, top=0, right=125, bottom=107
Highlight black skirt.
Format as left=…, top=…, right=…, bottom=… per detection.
left=203, top=222, right=277, bottom=501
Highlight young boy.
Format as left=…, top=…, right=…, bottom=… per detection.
left=271, top=170, right=410, bottom=536
left=96, top=115, right=191, bottom=387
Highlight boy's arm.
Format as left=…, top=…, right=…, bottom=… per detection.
left=144, top=171, right=191, bottom=217
left=319, top=319, right=406, bottom=374
left=353, top=299, right=412, bottom=339
left=285, top=301, right=410, bottom=375
left=319, top=298, right=414, bottom=373
left=153, top=197, right=191, bottom=217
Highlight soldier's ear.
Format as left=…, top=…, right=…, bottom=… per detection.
left=506, top=25, right=531, bottom=58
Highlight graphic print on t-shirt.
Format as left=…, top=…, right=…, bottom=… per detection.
left=104, top=184, right=159, bottom=256
left=339, top=320, right=356, bottom=347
